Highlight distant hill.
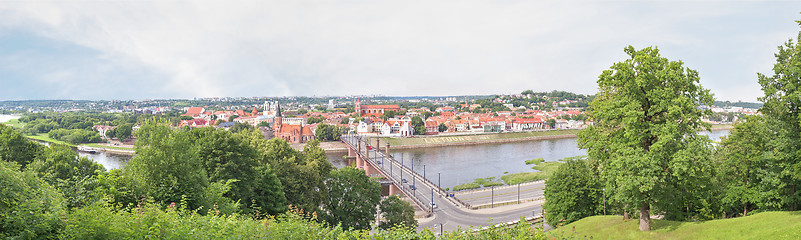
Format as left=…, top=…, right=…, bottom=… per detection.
left=713, top=100, right=762, bottom=109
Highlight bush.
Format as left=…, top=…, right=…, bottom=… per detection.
left=0, top=161, right=66, bottom=239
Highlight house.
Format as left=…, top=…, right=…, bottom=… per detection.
left=512, top=117, right=544, bottom=131
left=354, top=99, right=401, bottom=117
left=379, top=116, right=414, bottom=137
left=424, top=120, right=439, bottom=135
left=183, top=107, right=205, bottom=117
left=92, top=125, right=116, bottom=138
left=179, top=118, right=210, bottom=128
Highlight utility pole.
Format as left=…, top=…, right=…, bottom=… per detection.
left=517, top=183, right=520, bottom=204
left=438, top=172, right=441, bottom=194
left=423, top=165, right=426, bottom=180
left=491, top=186, right=494, bottom=208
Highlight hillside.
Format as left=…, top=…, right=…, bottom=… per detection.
left=550, top=211, right=801, bottom=240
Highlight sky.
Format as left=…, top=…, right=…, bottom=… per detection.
left=0, top=1, right=800, bottom=101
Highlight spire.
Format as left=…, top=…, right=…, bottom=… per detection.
left=275, top=100, right=282, bottom=117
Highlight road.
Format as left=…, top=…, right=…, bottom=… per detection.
left=454, top=181, right=545, bottom=208
left=342, top=135, right=547, bottom=233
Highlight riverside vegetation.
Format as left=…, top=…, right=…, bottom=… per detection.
left=543, top=19, right=801, bottom=238
left=0, top=123, right=549, bottom=239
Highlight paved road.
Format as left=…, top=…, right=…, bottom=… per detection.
left=342, top=135, right=547, bottom=233
left=454, top=181, right=545, bottom=207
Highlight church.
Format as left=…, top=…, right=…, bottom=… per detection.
left=267, top=100, right=316, bottom=143
left=355, top=99, right=401, bottom=117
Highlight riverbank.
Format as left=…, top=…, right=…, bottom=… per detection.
left=373, top=129, right=581, bottom=150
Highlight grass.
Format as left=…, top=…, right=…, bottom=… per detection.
left=550, top=211, right=801, bottom=240
left=375, top=129, right=580, bottom=147
left=0, top=119, right=25, bottom=128
left=501, top=159, right=565, bottom=185
left=26, top=133, right=77, bottom=147
left=83, top=143, right=134, bottom=151
left=525, top=158, right=545, bottom=165
left=453, top=177, right=505, bottom=191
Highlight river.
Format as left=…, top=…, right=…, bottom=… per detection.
left=327, top=129, right=731, bottom=189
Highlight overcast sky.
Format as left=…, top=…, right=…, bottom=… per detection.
left=1, top=1, right=799, bottom=101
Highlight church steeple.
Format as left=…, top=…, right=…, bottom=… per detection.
left=274, top=101, right=282, bottom=117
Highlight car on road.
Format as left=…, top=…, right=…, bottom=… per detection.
left=410, top=185, right=416, bottom=190
left=430, top=202, right=437, bottom=208
left=402, top=179, right=408, bottom=183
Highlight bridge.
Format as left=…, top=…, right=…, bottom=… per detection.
left=341, top=134, right=546, bottom=233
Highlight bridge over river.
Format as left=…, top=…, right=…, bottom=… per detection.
left=341, top=135, right=544, bottom=233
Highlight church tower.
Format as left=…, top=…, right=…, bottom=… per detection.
left=273, top=101, right=282, bottom=132
left=355, top=99, right=361, bottom=116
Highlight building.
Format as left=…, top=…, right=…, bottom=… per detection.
left=354, top=99, right=401, bottom=117
left=271, top=102, right=315, bottom=143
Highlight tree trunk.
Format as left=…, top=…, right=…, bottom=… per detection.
left=623, top=204, right=630, bottom=220
left=639, top=201, right=650, bottom=231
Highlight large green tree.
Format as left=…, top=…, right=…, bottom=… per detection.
left=757, top=20, right=801, bottom=210
left=544, top=157, right=602, bottom=226
left=378, top=195, right=417, bottom=230
left=0, top=161, right=65, bottom=239
left=26, top=145, right=106, bottom=209
left=320, top=166, right=381, bottom=230
left=189, top=127, right=286, bottom=215
left=578, top=46, right=714, bottom=231
left=0, top=124, right=42, bottom=168
left=715, top=116, right=775, bottom=216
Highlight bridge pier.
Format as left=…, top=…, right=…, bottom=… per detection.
left=356, top=154, right=364, bottom=169
left=389, top=183, right=401, bottom=196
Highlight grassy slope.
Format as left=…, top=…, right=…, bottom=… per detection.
left=26, top=133, right=77, bottom=147
left=376, top=129, right=580, bottom=147
left=501, top=161, right=563, bottom=185
left=551, top=211, right=801, bottom=240
left=0, top=119, right=25, bottom=128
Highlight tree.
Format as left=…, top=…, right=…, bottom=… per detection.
left=546, top=119, right=556, bottom=129
left=339, top=117, right=349, bottom=125
left=320, top=167, right=381, bottom=230
left=257, top=121, right=271, bottom=128
left=124, top=123, right=214, bottom=212
left=115, top=123, right=133, bottom=141
left=544, top=157, right=602, bottom=226
left=578, top=46, right=713, bottom=231
left=315, top=124, right=342, bottom=141
left=411, top=116, right=425, bottom=135
left=378, top=195, right=417, bottom=230
left=189, top=127, right=286, bottom=215
left=715, top=116, right=772, bottom=217
left=26, top=145, right=106, bottom=209
left=756, top=20, right=801, bottom=210
left=0, top=161, right=65, bottom=239
left=438, top=123, right=447, bottom=132
left=0, top=124, right=42, bottom=168
left=229, top=122, right=255, bottom=133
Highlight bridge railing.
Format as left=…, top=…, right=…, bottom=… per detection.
left=341, top=135, right=432, bottom=215
left=342, top=135, right=469, bottom=209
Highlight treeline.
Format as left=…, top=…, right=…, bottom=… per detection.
left=6, top=122, right=530, bottom=238
left=544, top=24, right=801, bottom=232
left=713, top=100, right=763, bottom=109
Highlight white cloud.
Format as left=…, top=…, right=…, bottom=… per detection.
left=0, top=0, right=799, bottom=100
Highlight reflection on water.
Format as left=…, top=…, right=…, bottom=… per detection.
left=77, top=151, right=132, bottom=170
left=325, top=130, right=730, bottom=189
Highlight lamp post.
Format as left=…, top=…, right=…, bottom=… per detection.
left=491, top=186, right=494, bottom=208
left=603, top=188, right=606, bottom=215
left=438, top=172, right=441, bottom=193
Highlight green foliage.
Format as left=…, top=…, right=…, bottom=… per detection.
left=378, top=195, right=417, bottom=230
left=115, top=123, right=134, bottom=141
left=320, top=167, right=381, bottom=230
left=438, top=123, right=447, bottom=132
left=228, top=122, right=255, bottom=133
left=0, top=124, right=42, bottom=167
left=452, top=182, right=482, bottom=191
left=578, top=46, right=714, bottom=230
left=26, top=145, right=106, bottom=209
left=48, top=128, right=103, bottom=144
left=411, top=116, right=425, bottom=135
left=315, top=124, right=343, bottom=141
left=546, top=119, right=556, bottom=128
left=756, top=22, right=801, bottom=211
left=0, top=161, right=65, bottom=239
left=525, top=158, right=545, bottom=165
left=188, top=127, right=287, bottom=215
left=125, top=123, right=212, bottom=212
left=307, top=116, right=325, bottom=124
left=544, top=157, right=603, bottom=227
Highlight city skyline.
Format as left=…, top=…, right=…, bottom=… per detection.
left=1, top=1, right=800, bottom=101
